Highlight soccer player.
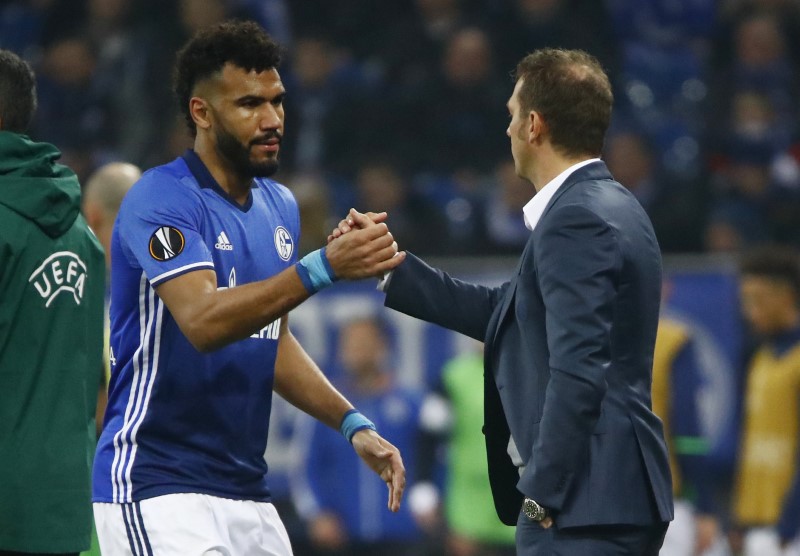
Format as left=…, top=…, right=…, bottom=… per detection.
left=92, top=21, right=406, bottom=555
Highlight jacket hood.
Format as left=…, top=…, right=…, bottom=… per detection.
left=0, top=131, right=81, bottom=238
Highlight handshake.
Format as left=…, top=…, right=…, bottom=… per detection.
left=320, top=208, right=405, bottom=282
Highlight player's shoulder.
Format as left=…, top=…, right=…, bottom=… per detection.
left=122, top=157, right=201, bottom=209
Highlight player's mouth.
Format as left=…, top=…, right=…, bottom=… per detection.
left=251, top=134, right=281, bottom=153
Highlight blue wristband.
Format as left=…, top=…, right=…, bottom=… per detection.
left=340, top=409, right=377, bottom=443
left=296, top=247, right=337, bottom=294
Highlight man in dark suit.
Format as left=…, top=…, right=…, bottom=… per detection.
left=336, top=48, right=673, bottom=555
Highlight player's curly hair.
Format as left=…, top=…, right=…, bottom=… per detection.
left=173, top=20, right=282, bottom=136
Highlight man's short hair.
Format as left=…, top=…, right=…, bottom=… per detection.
left=0, top=49, right=37, bottom=133
left=514, top=48, right=613, bottom=158
left=740, top=245, right=800, bottom=300
left=173, top=20, right=282, bottom=136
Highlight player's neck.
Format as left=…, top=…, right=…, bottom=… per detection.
left=194, top=143, right=252, bottom=205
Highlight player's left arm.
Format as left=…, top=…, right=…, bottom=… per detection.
left=273, top=316, right=406, bottom=512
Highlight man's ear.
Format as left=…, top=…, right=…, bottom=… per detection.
left=189, top=97, right=211, bottom=131
left=529, top=111, right=546, bottom=144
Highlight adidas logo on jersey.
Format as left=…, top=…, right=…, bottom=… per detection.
left=215, top=231, right=233, bottom=251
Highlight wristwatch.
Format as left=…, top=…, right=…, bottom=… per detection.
left=522, top=497, right=547, bottom=522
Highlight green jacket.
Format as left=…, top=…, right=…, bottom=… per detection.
left=442, top=352, right=516, bottom=544
left=0, top=132, right=105, bottom=552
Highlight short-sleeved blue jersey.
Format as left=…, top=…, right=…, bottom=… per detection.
left=93, top=150, right=300, bottom=503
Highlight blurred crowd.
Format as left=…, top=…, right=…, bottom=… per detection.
left=5, top=0, right=800, bottom=256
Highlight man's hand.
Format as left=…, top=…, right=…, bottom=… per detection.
left=351, top=429, right=406, bottom=512
left=325, top=209, right=404, bottom=280
left=327, top=209, right=387, bottom=243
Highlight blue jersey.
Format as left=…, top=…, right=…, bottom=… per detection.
left=93, top=150, right=300, bottom=503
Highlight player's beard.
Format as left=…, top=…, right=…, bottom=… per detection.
left=215, top=123, right=280, bottom=178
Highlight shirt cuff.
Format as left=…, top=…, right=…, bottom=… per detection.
left=376, top=271, right=394, bottom=291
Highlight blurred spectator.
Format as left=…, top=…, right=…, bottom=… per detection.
left=82, top=161, right=140, bottom=269
left=0, top=0, right=55, bottom=59
left=731, top=246, right=800, bottom=555
left=82, top=0, right=162, bottom=165
left=293, top=316, right=438, bottom=556
left=352, top=161, right=447, bottom=255
left=403, top=26, right=508, bottom=176
left=380, top=0, right=473, bottom=96
left=479, top=160, right=532, bottom=255
left=608, top=0, right=714, bottom=178
left=705, top=136, right=800, bottom=251
left=31, top=34, right=105, bottom=181
left=237, top=0, right=292, bottom=47
left=288, top=0, right=406, bottom=62
left=608, top=0, right=716, bottom=51
left=604, top=127, right=707, bottom=252
left=491, top=0, right=620, bottom=79
left=283, top=171, right=334, bottom=256
left=281, top=34, right=381, bottom=175
left=651, top=308, right=729, bottom=556
left=709, top=10, right=799, bottom=134
left=437, top=344, right=516, bottom=556
left=81, top=161, right=140, bottom=434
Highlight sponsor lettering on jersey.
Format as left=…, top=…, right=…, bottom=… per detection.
left=215, top=231, right=234, bottom=251
left=251, top=317, right=281, bottom=340
left=29, top=251, right=88, bottom=307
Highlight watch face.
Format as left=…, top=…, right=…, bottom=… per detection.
left=523, top=498, right=544, bottom=521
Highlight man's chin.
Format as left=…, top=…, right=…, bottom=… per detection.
left=251, top=160, right=279, bottom=178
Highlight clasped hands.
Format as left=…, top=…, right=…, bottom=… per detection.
left=325, top=208, right=405, bottom=280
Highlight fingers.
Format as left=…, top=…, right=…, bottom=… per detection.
left=381, top=441, right=405, bottom=513
left=540, top=516, right=554, bottom=529
left=326, top=219, right=404, bottom=279
left=327, top=209, right=387, bottom=245
left=389, top=453, right=406, bottom=512
left=374, top=251, right=407, bottom=274
left=366, top=211, right=388, bottom=224
left=349, top=208, right=377, bottom=229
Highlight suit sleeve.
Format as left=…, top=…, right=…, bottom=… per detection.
left=519, top=204, right=619, bottom=510
left=384, top=252, right=506, bottom=342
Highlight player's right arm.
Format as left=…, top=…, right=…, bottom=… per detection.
left=156, top=220, right=403, bottom=352
left=120, top=172, right=402, bottom=352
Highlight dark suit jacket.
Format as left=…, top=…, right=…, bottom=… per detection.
left=384, top=161, right=673, bottom=528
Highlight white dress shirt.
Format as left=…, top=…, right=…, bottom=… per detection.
left=522, top=158, right=601, bottom=231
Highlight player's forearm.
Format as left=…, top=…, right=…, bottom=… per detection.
left=273, top=325, right=352, bottom=429
left=157, top=266, right=311, bottom=352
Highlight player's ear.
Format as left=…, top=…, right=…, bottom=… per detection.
left=190, top=97, right=212, bottom=131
